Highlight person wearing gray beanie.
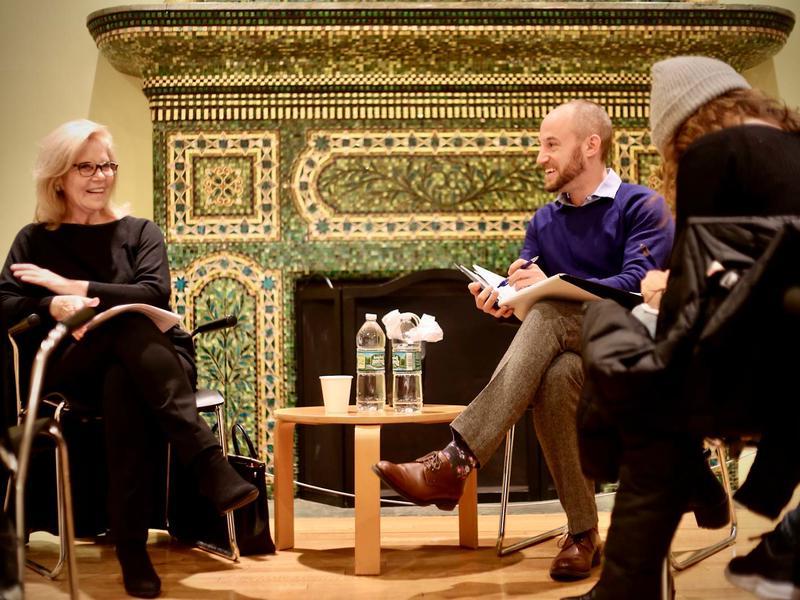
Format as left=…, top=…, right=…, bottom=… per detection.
left=649, top=55, right=750, bottom=155
left=563, top=59, right=800, bottom=600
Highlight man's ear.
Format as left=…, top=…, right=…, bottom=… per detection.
left=584, top=134, right=602, bottom=158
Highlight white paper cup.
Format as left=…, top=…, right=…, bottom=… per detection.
left=319, top=375, right=352, bottom=414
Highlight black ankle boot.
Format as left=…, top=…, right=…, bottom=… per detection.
left=194, top=447, right=259, bottom=514
left=116, top=542, right=161, bottom=598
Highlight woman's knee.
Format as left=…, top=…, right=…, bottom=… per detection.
left=98, top=312, right=161, bottom=335
left=88, top=313, right=167, bottom=351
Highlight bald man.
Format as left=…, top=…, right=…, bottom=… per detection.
left=374, top=100, right=675, bottom=581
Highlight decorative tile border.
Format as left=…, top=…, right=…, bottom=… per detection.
left=145, top=88, right=653, bottom=122
left=614, top=129, right=661, bottom=190
left=88, top=6, right=794, bottom=37
left=87, top=6, right=793, bottom=82
left=166, top=131, right=280, bottom=243
left=172, top=252, right=283, bottom=468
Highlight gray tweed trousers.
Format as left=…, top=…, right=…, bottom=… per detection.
left=451, top=299, right=598, bottom=534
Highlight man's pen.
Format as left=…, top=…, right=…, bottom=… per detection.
left=497, top=256, right=539, bottom=287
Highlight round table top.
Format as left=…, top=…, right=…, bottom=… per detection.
left=274, top=404, right=466, bottom=425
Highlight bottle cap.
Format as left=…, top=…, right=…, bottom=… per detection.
left=366, top=313, right=377, bottom=320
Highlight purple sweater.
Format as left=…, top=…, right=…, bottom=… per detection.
left=520, top=183, right=674, bottom=292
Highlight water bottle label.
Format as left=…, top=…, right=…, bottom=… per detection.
left=357, top=349, right=385, bottom=372
left=392, top=349, right=422, bottom=372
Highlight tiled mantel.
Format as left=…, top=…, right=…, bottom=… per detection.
left=88, top=2, right=794, bottom=469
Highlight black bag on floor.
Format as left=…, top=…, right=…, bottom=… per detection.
left=168, top=423, right=275, bottom=556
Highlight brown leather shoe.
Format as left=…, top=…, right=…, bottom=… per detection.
left=550, top=528, right=602, bottom=581
left=372, top=451, right=466, bottom=510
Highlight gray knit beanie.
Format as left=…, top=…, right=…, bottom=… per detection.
left=649, top=56, right=750, bottom=154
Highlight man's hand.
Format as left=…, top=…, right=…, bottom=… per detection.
left=49, top=295, right=99, bottom=322
left=505, top=258, right=546, bottom=290
left=468, top=282, right=515, bottom=319
left=641, top=269, right=669, bottom=309
left=11, top=263, right=89, bottom=296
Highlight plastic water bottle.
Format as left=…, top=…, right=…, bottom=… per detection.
left=391, top=313, right=423, bottom=413
left=356, top=313, right=386, bottom=411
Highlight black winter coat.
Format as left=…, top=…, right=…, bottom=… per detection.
left=578, top=216, right=800, bottom=517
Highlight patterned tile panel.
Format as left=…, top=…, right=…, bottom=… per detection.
left=166, top=131, right=280, bottom=242
left=172, top=252, right=282, bottom=469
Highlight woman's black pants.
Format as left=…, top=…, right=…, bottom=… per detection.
left=44, top=314, right=219, bottom=544
left=595, top=431, right=699, bottom=599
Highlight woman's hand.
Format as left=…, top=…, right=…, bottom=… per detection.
left=641, top=269, right=669, bottom=309
left=468, top=282, right=515, bottom=319
left=11, top=263, right=89, bottom=296
left=49, top=295, right=99, bottom=322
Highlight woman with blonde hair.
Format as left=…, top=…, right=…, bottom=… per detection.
left=565, top=57, right=800, bottom=600
left=0, top=120, right=258, bottom=598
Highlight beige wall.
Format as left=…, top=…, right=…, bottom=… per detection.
left=728, top=0, right=800, bottom=104
left=0, top=0, right=154, bottom=257
left=0, top=1, right=798, bottom=259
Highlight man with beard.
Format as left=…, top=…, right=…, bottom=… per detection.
left=373, top=99, right=674, bottom=582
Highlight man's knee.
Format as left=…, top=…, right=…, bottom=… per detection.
left=545, top=352, right=584, bottom=388
left=524, top=300, right=571, bottom=324
left=519, top=300, right=584, bottom=343
left=537, top=352, right=584, bottom=414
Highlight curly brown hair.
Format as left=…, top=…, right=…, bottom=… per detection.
left=657, top=88, right=800, bottom=208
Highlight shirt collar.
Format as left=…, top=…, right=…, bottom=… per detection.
left=555, top=169, right=622, bottom=207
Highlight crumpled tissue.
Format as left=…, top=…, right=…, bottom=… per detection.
left=381, top=309, right=444, bottom=343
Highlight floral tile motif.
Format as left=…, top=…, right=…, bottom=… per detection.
left=294, top=130, right=547, bottom=240
left=166, top=131, right=280, bottom=243
left=171, top=252, right=283, bottom=470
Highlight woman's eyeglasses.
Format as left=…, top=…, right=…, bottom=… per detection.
left=72, top=161, right=119, bottom=177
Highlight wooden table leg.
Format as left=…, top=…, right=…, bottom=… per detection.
left=354, top=425, right=381, bottom=575
left=274, top=420, right=296, bottom=550
left=458, top=468, right=478, bottom=549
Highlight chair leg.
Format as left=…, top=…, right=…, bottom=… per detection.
left=195, top=404, right=240, bottom=562
left=669, top=444, right=737, bottom=571
left=25, top=402, right=72, bottom=582
left=661, top=557, right=674, bottom=599
left=496, top=424, right=566, bottom=557
left=23, top=425, right=80, bottom=599
left=24, top=443, right=66, bottom=581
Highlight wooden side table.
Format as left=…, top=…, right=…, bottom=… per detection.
left=273, top=405, right=478, bottom=575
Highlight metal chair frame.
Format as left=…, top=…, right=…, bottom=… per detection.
left=496, top=423, right=566, bottom=556
left=668, top=443, right=737, bottom=571
left=11, top=317, right=83, bottom=599
left=175, top=388, right=240, bottom=561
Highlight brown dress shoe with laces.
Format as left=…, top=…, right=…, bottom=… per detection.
left=550, top=528, right=603, bottom=581
left=372, top=451, right=467, bottom=510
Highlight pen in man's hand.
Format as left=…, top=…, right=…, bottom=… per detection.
left=497, top=256, right=539, bottom=287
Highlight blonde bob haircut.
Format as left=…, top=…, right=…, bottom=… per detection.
left=34, top=119, right=118, bottom=228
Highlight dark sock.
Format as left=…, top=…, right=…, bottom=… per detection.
left=116, top=542, right=161, bottom=598
left=441, top=436, right=479, bottom=480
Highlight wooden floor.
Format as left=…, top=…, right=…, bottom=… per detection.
left=24, top=501, right=785, bottom=600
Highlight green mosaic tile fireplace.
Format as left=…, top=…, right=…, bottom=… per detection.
left=88, top=1, right=795, bottom=473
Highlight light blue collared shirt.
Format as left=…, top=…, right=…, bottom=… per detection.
left=555, top=169, right=622, bottom=207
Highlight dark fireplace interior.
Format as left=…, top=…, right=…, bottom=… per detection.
left=294, top=268, right=559, bottom=507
